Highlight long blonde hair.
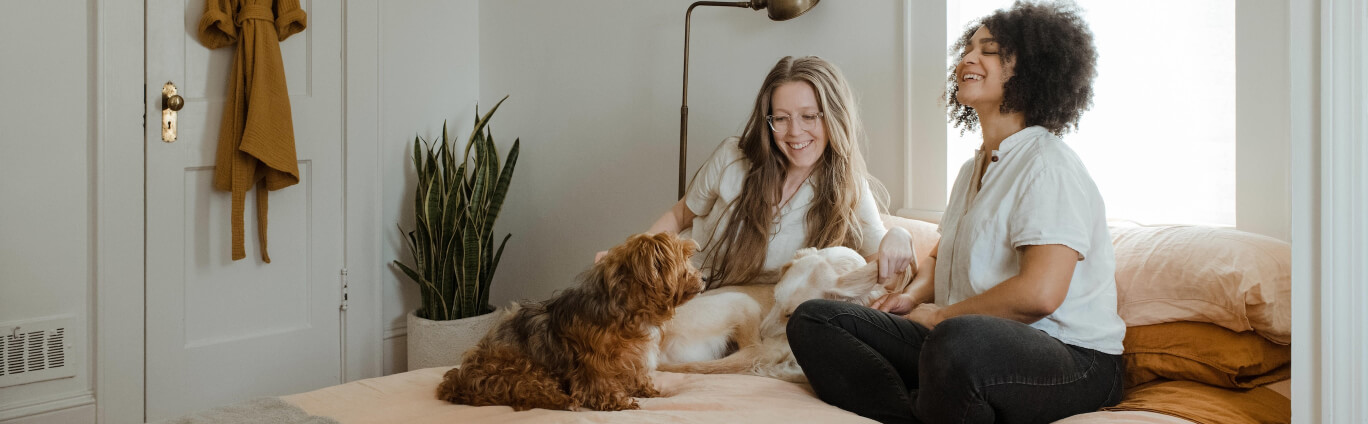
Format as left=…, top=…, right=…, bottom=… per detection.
left=702, top=56, right=884, bottom=288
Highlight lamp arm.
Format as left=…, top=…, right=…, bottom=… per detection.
left=681, top=1, right=752, bottom=199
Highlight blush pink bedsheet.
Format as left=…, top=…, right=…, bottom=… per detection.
left=283, top=367, right=1290, bottom=424
left=284, top=367, right=876, bottom=424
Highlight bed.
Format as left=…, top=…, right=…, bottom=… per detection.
left=161, top=216, right=1292, bottom=424
left=270, top=367, right=1291, bottom=424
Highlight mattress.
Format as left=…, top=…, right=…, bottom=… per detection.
left=278, top=367, right=1291, bottom=423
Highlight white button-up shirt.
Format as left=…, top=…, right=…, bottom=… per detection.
left=936, top=126, right=1125, bottom=354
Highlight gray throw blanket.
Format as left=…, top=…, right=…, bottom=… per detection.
left=153, top=397, right=339, bottom=424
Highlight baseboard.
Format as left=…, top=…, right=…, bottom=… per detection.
left=383, top=325, right=406, bottom=340
left=0, top=403, right=94, bottom=424
left=0, top=391, right=94, bottom=422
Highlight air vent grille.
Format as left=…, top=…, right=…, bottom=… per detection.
left=0, top=316, right=76, bottom=388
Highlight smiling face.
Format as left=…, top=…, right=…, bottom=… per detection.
left=769, top=81, right=828, bottom=175
left=954, top=26, right=1013, bottom=113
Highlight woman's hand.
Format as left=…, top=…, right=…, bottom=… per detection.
left=594, top=251, right=608, bottom=263
left=905, top=303, right=945, bottom=330
left=870, top=293, right=917, bottom=315
left=876, top=227, right=915, bottom=287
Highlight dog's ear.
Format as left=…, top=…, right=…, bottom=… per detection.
left=827, top=261, right=882, bottom=302
left=653, top=232, right=704, bottom=305
left=606, top=233, right=663, bottom=289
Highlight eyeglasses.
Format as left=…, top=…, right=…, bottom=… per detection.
left=766, top=112, right=824, bottom=133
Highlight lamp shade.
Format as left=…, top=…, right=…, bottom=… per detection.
left=754, top=0, right=820, bottom=21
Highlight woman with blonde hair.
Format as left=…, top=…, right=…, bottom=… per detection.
left=608, top=55, right=914, bottom=290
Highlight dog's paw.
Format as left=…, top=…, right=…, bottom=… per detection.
left=636, top=385, right=661, bottom=398
left=587, top=396, right=640, bottom=411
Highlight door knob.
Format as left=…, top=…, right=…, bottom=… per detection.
left=165, top=93, right=183, bottom=111
left=161, top=82, right=182, bottom=142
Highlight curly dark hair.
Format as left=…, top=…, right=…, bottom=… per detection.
left=946, top=1, right=1097, bottom=136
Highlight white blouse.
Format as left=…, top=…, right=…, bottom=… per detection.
left=684, top=138, right=887, bottom=278
left=936, top=126, right=1125, bottom=355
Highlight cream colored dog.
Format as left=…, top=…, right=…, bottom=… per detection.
left=657, top=246, right=913, bottom=383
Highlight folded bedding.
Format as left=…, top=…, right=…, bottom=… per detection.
left=1122, top=321, right=1290, bottom=389
left=1101, top=380, right=1291, bottom=424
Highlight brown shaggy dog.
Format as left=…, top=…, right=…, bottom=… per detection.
left=437, top=232, right=704, bottom=411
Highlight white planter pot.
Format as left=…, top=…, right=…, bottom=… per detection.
left=406, top=308, right=503, bottom=371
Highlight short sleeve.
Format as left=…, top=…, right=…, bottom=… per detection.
left=684, top=138, right=743, bottom=217
left=197, top=0, right=238, bottom=49
left=275, top=0, right=308, bottom=41
left=1008, top=167, right=1094, bottom=260
left=854, top=180, right=888, bottom=256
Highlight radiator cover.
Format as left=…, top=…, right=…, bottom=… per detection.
left=0, top=316, right=76, bottom=388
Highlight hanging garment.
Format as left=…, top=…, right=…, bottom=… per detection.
left=197, top=0, right=307, bottom=262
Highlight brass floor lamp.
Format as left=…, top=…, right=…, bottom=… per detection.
left=678, top=0, right=820, bottom=198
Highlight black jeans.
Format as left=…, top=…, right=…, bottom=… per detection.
left=787, top=299, right=1123, bottom=424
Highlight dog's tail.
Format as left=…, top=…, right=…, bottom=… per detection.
left=657, top=345, right=764, bottom=375
left=656, top=340, right=806, bottom=383
left=832, top=261, right=914, bottom=303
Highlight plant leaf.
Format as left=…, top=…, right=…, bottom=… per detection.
left=480, top=233, right=512, bottom=313
left=394, top=260, right=447, bottom=320
left=463, top=95, right=509, bottom=160
left=459, top=219, right=482, bottom=319
left=481, top=138, right=518, bottom=243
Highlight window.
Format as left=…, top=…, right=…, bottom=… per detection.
left=944, top=0, right=1235, bottom=226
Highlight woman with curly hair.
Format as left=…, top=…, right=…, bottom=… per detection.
left=603, top=55, right=915, bottom=290
left=787, top=2, right=1125, bottom=423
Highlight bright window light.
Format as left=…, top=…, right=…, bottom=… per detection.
left=946, top=0, right=1235, bottom=226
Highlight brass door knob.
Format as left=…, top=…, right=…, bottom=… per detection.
left=165, top=94, right=184, bottom=111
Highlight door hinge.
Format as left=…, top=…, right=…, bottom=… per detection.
left=339, top=268, right=350, bottom=311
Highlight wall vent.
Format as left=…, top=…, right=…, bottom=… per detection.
left=0, top=316, right=76, bottom=388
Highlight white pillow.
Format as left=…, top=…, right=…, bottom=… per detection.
left=1110, top=224, right=1291, bottom=345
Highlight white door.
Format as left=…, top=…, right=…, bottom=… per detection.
left=144, top=1, right=346, bottom=420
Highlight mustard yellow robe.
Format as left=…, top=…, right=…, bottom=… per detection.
left=197, top=0, right=307, bottom=262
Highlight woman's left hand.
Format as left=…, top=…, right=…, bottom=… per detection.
left=876, top=227, right=915, bottom=287
left=905, top=303, right=945, bottom=330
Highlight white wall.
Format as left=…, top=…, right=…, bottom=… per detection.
left=474, top=0, right=906, bottom=311
left=379, top=0, right=482, bottom=375
left=1236, top=0, right=1292, bottom=242
left=0, top=1, right=97, bottom=421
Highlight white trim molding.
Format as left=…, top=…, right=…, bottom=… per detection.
left=1294, top=0, right=1368, bottom=421
left=1311, top=0, right=1368, bottom=422
left=343, top=0, right=385, bottom=384
left=1288, top=0, right=1320, bottom=421
left=0, top=391, right=95, bottom=421
left=95, top=0, right=145, bottom=422
left=901, top=0, right=948, bottom=217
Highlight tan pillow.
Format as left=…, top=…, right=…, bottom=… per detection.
left=880, top=215, right=939, bottom=274
left=1123, top=321, right=1290, bottom=389
left=1102, top=380, right=1291, bottom=424
left=1110, top=224, right=1291, bottom=344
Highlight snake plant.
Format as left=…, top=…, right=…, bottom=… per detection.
left=395, top=95, right=519, bottom=320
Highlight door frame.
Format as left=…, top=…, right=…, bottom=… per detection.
left=96, top=1, right=382, bottom=422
